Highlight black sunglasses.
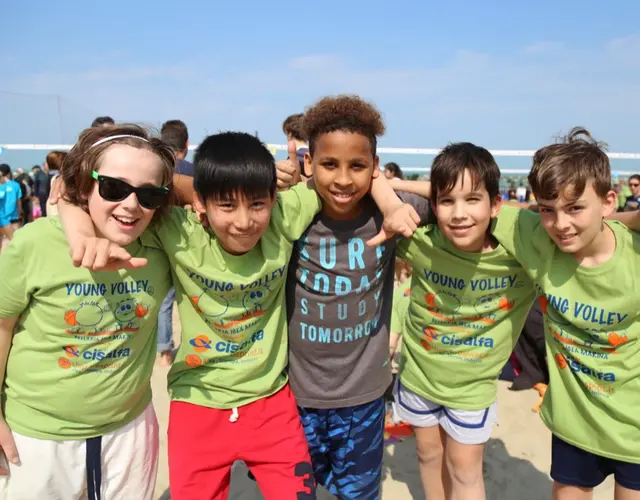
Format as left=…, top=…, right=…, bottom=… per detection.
left=92, top=171, right=169, bottom=210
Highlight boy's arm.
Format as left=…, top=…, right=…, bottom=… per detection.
left=275, top=141, right=302, bottom=190
left=0, top=316, right=20, bottom=472
left=57, top=199, right=146, bottom=271
left=606, top=210, right=640, bottom=232
left=173, top=173, right=195, bottom=207
left=367, top=174, right=421, bottom=246
left=389, top=179, right=432, bottom=199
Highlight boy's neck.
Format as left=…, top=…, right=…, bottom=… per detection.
left=321, top=198, right=369, bottom=221
left=571, top=222, right=616, bottom=267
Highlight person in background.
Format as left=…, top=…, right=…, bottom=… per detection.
left=0, top=165, right=23, bottom=232
left=282, top=113, right=310, bottom=177
left=155, top=119, right=194, bottom=366
left=44, top=151, right=67, bottom=217
left=31, top=165, right=49, bottom=217
left=619, top=174, right=640, bottom=211
left=15, top=172, right=33, bottom=225
left=91, top=116, right=115, bottom=128
left=384, top=162, right=404, bottom=181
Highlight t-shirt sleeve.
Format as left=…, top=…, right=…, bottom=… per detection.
left=0, top=230, right=30, bottom=317
left=139, top=207, right=189, bottom=250
left=491, top=205, right=555, bottom=271
left=272, top=183, right=322, bottom=241
left=397, top=191, right=431, bottom=225
left=390, top=291, right=410, bottom=335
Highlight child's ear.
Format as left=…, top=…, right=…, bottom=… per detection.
left=193, top=193, right=207, bottom=216
left=371, top=155, right=380, bottom=178
left=490, top=195, right=503, bottom=218
left=304, top=151, right=313, bottom=178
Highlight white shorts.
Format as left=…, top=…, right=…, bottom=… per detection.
left=393, top=380, right=497, bottom=445
left=0, top=403, right=158, bottom=500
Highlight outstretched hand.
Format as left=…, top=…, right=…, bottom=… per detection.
left=275, top=141, right=301, bottom=190
left=366, top=203, right=420, bottom=247
left=70, top=237, right=148, bottom=271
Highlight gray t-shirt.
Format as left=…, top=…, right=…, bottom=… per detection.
left=287, top=193, right=430, bottom=408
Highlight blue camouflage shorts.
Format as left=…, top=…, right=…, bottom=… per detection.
left=299, top=397, right=385, bottom=500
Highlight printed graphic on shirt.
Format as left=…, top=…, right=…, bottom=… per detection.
left=56, top=278, right=158, bottom=372
left=294, top=236, right=386, bottom=345
left=416, top=269, right=527, bottom=363
left=181, top=265, right=287, bottom=369
left=536, top=289, right=630, bottom=399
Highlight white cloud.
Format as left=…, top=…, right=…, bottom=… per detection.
left=3, top=35, right=640, bottom=150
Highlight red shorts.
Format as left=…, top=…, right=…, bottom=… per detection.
left=168, top=384, right=316, bottom=499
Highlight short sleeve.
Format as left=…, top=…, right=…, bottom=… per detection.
left=397, top=192, right=431, bottom=225
left=491, top=205, right=554, bottom=272
left=272, top=183, right=322, bottom=241
left=0, top=231, right=30, bottom=317
left=390, top=295, right=409, bottom=335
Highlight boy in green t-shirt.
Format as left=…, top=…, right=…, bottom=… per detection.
left=491, top=128, right=640, bottom=500
left=56, top=131, right=418, bottom=499
left=384, top=143, right=537, bottom=500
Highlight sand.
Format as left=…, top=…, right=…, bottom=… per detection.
left=150, top=308, right=614, bottom=500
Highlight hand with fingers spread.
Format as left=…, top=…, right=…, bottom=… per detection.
left=0, top=417, right=19, bottom=475
left=70, top=237, right=148, bottom=271
left=366, top=203, right=421, bottom=247
left=275, top=140, right=302, bottom=190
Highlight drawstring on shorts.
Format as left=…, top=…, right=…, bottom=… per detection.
left=229, top=407, right=239, bottom=422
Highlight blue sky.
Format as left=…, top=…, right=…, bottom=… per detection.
left=2, top=0, right=640, bottom=156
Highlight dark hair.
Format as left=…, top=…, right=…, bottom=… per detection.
left=32, top=165, right=41, bottom=171
left=160, top=119, right=189, bottom=153
left=62, top=124, right=176, bottom=221
left=628, top=174, right=640, bottom=184
left=282, top=113, right=306, bottom=142
left=45, top=151, right=67, bottom=172
left=303, top=95, right=385, bottom=156
left=91, top=116, right=115, bottom=128
left=430, top=142, right=501, bottom=202
left=384, top=162, right=404, bottom=179
left=193, top=132, right=276, bottom=202
left=529, top=127, right=611, bottom=201
left=0, top=164, right=10, bottom=177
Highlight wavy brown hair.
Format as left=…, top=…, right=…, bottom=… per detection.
left=61, top=124, right=176, bottom=221
left=529, top=127, right=611, bottom=201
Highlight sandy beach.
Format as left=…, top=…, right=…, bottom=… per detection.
left=151, top=310, right=614, bottom=500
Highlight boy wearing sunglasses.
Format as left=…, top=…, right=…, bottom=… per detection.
left=55, top=131, right=417, bottom=499
left=0, top=126, right=175, bottom=500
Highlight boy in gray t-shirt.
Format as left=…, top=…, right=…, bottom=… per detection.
left=285, top=95, right=429, bottom=499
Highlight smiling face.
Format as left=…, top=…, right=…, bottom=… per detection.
left=434, top=169, right=501, bottom=253
left=308, top=131, right=379, bottom=220
left=536, top=182, right=617, bottom=259
left=87, top=144, right=165, bottom=246
left=194, top=191, right=275, bottom=256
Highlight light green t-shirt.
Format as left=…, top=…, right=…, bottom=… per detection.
left=0, top=217, right=171, bottom=440
left=493, top=206, right=640, bottom=462
left=390, top=278, right=411, bottom=335
left=397, top=226, right=535, bottom=410
left=140, top=184, right=322, bottom=409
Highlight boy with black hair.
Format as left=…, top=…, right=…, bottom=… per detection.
left=491, top=128, right=640, bottom=500
left=283, top=95, right=428, bottom=499
left=56, top=129, right=418, bottom=499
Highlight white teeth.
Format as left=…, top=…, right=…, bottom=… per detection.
left=114, top=215, right=137, bottom=225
